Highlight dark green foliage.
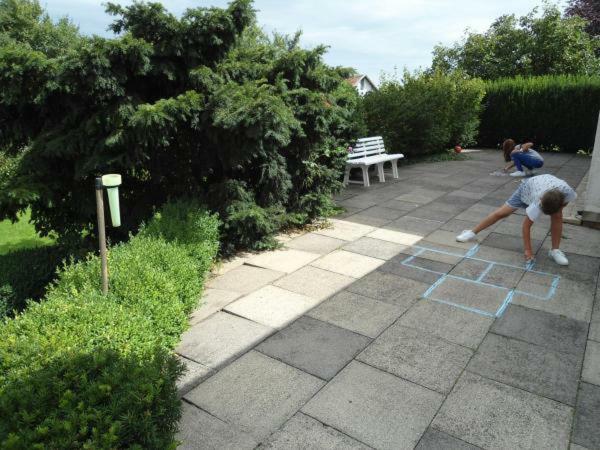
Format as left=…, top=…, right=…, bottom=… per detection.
left=432, top=4, right=600, bottom=80
left=0, top=204, right=220, bottom=447
left=567, top=0, right=600, bottom=37
left=478, top=75, right=600, bottom=152
left=362, top=71, right=485, bottom=157
left=0, top=245, right=67, bottom=314
left=0, top=1, right=360, bottom=252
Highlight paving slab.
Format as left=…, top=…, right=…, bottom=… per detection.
left=314, top=219, right=374, bottom=242
left=400, top=254, right=454, bottom=274
left=440, top=219, right=494, bottom=239
left=591, top=298, right=600, bottom=342
left=273, top=265, right=354, bottom=300
left=302, top=361, right=444, bottom=450
left=367, top=228, right=424, bottom=245
left=177, top=312, right=273, bottom=369
left=449, top=258, right=491, bottom=280
left=432, top=371, right=573, bottom=450
left=492, top=305, right=588, bottom=355
left=185, top=351, right=324, bottom=440
left=207, top=264, right=285, bottom=295
left=403, top=243, right=465, bottom=264
left=378, top=258, right=443, bottom=285
left=427, top=276, right=509, bottom=316
left=385, top=216, right=444, bottom=236
left=224, top=285, right=319, bottom=329
left=342, top=236, right=407, bottom=260
left=513, top=277, right=594, bottom=323
left=532, top=252, right=600, bottom=284
left=467, top=333, right=581, bottom=405
left=357, top=323, right=473, bottom=393
left=473, top=245, right=528, bottom=268
left=284, top=232, right=346, bottom=254
left=256, top=316, right=371, bottom=380
left=482, top=232, right=543, bottom=254
left=337, top=195, right=379, bottom=210
left=570, top=444, right=590, bottom=450
left=481, top=264, right=526, bottom=288
left=246, top=248, right=320, bottom=273
left=425, top=230, right=479, bottom=250
left=572, top=382, right=600, bottom=449
left=177, top=402, right=258, bottom=450
left=379, top=199, right=421, bottom=211
left=307, top=290, right=404, bottom=338
left=395, top=188, right=446, bottom=204
left=261, top=413, right=370, bottom=449
left=346, top=270, right=429, bottom=307
left=342, top=212, right=393, bottom=227
left=399, top=299, right=493, bottom=349
left=177, top=357, right=214, bottom=396
left=540, top=224, right=600, bottom=258
left=409, top=203, right=465, bottom=222
left=493, top=220, right=549, bottom=240
left=582, top=340, right=600, bottom=386
left=311, top=250, right=384, bottom=278
left=415, top=428, right=481, bottom=450
left=355, top=205, right=407, bottom=220
left=189, top=288, right=241, bottom=325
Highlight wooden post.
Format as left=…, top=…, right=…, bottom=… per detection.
left=95, top=177, right=108, bottom=295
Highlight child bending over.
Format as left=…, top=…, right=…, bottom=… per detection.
left=502, top=139, right=544, bottom=177
left=456, top=174, right=576, bottom=265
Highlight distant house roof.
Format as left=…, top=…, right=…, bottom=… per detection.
left=346, top=74, right=377, bottom=91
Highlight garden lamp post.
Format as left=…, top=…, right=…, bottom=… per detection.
left=95, top=174, right=122, bottom=295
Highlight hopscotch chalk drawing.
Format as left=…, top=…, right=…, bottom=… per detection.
left=403, top=244, right=560, bottom=318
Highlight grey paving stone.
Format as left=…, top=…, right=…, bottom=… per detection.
left=338, top=195, right=378, bottom=210
left=395, top=188, right=447, bottom=204
left=427, top=276, right=509, bottom=316
left=473, top=245, right=528, bottom=268
left=314, top=219, right=374, bottom=242
left=449, top=258, right=490, bottom=281
left=208, top=264, right=285, bottom=295
left=378, top=258, right=443, bottom=284
left=399, top=299, right=493, bottom=349
left=492, top=305, right=588, bottom=355
left=285, top=232, right=346, bottom=254
left=513, top=277, right=595, bottom=323
left=357, top=205, right=407, bottom=220
left=176, top=402, right=258, bottom=450
left=409, top=203, right=464, bottom=222
left=483, top=264, right=526, bottom=288
left=342, top=236, right=407, bottom=260
left=302, top=361, right=444, bottom=450
left=572, top=382, right=600, bottom=449
left=432, top=371, right=573, bottom=450
left=189, top=288, right=242, bottom=325
left=311, top=250, right=385, bottom=278
left=467, top=333, right=581, bottom=405
left=425, top=230, right=478, bottom=250
left=185, top=351, right=324, bottom=440
left=256, top=316, right=371, bottom=380
left=367, top=227, right=424, bottom=246
left=224, top=285, right=319, bottom=329
left=415, top=428, right=480, bottom=450
left=177, top=357, right=214, bottom=396
left=440, top=219, right=494, bottom=239
left=540, top=224, right=600, bottom=258
left=358, top=323, right=473, bottom=393
left=494, top=220, right=549, bottom=240
left=261, top=413, right=370, bottom=449
left=247, top=248, right=321, bottom=274
left=379, top=199, right=421, bottom=211
left=483, top=232, right=543, bottom=253
left=532, top=252, right=600, bottom=284
left=177, top=312, right=273, bottom=369
left=570, top=444, right=590, bottom=450
left=307, top=290, right=405, bottom=338
left=583, top=340, right=600, bottom=386
left=273, top=266, right=354, bottom=301
left=385, top=216, right=444, bottom=236
left=404, top=242, right=465, bottom=264
left=347, top=270, right=429, bottom=307
left=437, top=194, right=480, bottom=207
left=343, top=212, right=394, bottom=227
left=400, top=255, right=454, bottom=274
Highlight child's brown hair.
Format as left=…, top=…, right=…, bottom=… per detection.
left=540, top=189, right=565, bottom=215
left=502, top=139, right=516, bottom=162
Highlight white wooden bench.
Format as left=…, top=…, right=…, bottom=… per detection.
left=344, top=136, right=404, bottom=187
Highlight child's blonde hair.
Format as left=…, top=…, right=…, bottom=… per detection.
left=502, top=139, right=516, bottom=162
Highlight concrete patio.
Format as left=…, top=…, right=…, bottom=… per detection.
left=176, top=150, right=599, bottom=449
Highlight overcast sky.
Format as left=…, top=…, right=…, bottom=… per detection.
left=44, top=0, right=563, bottom=84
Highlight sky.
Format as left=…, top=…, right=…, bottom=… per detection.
left=44, top=0, right=561, bottom=84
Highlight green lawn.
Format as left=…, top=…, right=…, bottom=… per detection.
left=0, top=211, right=54, bottom=255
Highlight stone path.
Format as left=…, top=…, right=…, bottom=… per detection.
left=176, top=150, right=600, bottom=449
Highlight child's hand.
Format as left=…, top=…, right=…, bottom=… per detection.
left=524, top=251, right=534, bottom=262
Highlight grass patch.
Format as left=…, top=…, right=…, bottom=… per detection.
left=0, top=210, right=53, bottom=255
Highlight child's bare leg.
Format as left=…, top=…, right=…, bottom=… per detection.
left=473, top=204, right=516, bottom=234
left=550, top=208, right=564, bottom=250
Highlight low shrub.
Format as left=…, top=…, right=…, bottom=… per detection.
left=478, top=75, right=600, bottom=152
left=362, top=70, right=485, bottom=157
left=0, top=204, right=220, bottom=448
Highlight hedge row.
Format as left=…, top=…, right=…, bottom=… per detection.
left=478, top=75, right=600, bottom=152
left=0, top=200, right=220, bottom=448
left=361, top=71, right=486, bottom=157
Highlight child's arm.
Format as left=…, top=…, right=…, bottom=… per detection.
left=522, top=216, right=534, bottom=261
left=520, top=142, right=534, bottom=152
left=503, top=162, right=515, bottom=172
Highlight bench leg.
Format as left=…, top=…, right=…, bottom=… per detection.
left=377, top=163, right=385, bottom=183
left=361, top=166, right=370, bottom=187
left=392, top=160, right=399, bottom=179
left=343, top=166, right=351, bottom=186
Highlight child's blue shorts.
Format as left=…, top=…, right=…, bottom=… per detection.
left=505, top=182, right=529, bottom=209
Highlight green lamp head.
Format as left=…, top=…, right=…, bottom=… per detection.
left=101, top=174, right=122, bottom=227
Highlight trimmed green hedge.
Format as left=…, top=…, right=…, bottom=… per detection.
left=478, top=75, right=600, bottom=152
left=362, top=71, right=485, bottom=157
left=0, top=202, right=220, bottom=448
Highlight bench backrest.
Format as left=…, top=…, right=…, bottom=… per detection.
left=348, top=136, right=386, bottom=160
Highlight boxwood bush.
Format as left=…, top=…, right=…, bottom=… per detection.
left=0, top=202, right=220, bottom=448
left=478, top=75, right=600, bottom=152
